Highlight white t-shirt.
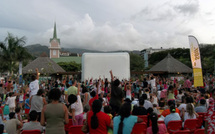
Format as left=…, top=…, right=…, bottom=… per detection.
left=178, top=104, right=187, bottom=111
left=144, top=100, right=153, bottom=110
left=29, top=80, right=39, bottom=97
left=71, top=95, right=83, bottom=116
left=150, top=79, right=156, bottom=87
left=184, top=112, right=196, bottom=121
left=19, top=94, right=24, bottom=102
left=8, top=96, right=16, bottom=108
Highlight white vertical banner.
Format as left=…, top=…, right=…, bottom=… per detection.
left=188, top=35, right=203, bottom=87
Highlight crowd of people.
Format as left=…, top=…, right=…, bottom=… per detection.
left=0, top=68, right=214, bottom=134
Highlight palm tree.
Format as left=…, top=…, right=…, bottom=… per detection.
left=0, top=33, right=32, bottom=75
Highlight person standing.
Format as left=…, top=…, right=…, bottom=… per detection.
left=41, top=88, right=69, bottom=134
left=29, top=68, right=39, bottom=97
left=65, top=80, right=78, bottom=105
left=109, top=70, right=124, bottom=115
left=30, top=89, right=47, bottom=122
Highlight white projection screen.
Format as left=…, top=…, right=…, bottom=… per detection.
left=81, top=53, right=130, bottom=81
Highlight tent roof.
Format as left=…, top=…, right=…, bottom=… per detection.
left=147, top=54, right=192, bottom=73
left=22, top=57, right=65, bottom=74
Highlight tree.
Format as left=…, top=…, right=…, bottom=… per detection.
left=0, top=33, right=32, bottom=75
left=57, top=62, right=81, bottom=72
left=130, top=53, right=145, bottom=71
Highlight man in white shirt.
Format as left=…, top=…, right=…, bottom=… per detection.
left=150, top=76, right=156, bottom=93
left=29, top=68, right=39, bottom=97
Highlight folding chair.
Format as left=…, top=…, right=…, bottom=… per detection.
left=68, top=125, right=84, bottom=134
left=184, top=119, right=198, bottom=133
left=196, top=115, right=204, bottom=128
left=21, top=130, right=41, bottom=134
left=158, top=120, right=165, bottom=124
left=167, top=120, right=182, bottom=134
left=173, top=130, right=191, bottom=134
left=65, top=119, right=73, bottom=132
left=194, top=129, right=205, bottom=134
left=131, top=122, right=147, bottom=134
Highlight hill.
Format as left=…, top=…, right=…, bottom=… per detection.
left=25, top=44, right=141, bottom=57
left=25, top=44, right=49, bottom=57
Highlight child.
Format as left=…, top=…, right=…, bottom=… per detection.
left=3, top=95, right=9, bottom=120
left=83, top=106, right=89, bottom=120
left=8, top=92, right=16, bottom=112
left=19, top=90, right=24, bottom=110
left=15, top=107, right=22, bottom=121
left=24, top=94, right=30, bottom=117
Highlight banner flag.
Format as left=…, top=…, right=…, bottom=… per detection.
left=188, top=35, right=203, bottom=87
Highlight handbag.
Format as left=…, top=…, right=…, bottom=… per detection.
left=81, top=112, right=89, bottom=133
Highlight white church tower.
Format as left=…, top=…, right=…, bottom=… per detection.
left=49, top=22, right=61, bottom=58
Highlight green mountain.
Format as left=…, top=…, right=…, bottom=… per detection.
left=25, top=44, right=141, bottom=57
left=25, top=44, right=49, bottom=57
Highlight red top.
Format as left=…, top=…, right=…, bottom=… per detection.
left=87, top=111, right=111, bottom=134
left=89, top=95, right=99, bottom=110
left=161, top=108, right=180, bottom=117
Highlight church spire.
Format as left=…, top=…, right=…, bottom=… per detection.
left=50, top=22, right=60, bottom=43
left=53, top=22, right=57, bottom=39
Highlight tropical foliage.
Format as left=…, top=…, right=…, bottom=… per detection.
left=57, top=62, right=81, bottom=72
left=0, top=33, right=32, bottom=74
left=130, top=53, right=145, bottom=71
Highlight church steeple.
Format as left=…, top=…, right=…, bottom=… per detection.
left=49, top=22, right=61, bottom=58
left=53, top=22, right=57, bottom=39
left=50, top=22, right=60, bottom=43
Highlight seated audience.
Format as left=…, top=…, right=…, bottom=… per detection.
left=195, top=99, right=207, bottom=113
left=147, top=113, right=167, bottom=134
left=161, top=100, right=180, bottom=117
left=4, top=112, right=23, bottom=134
left=132, top=97, right=147, bottom=115
left=114, top=102, right=143, bottom=134
left=164, top=105, right=181, bottom=126
left=22, top=110, right=43, bottom=132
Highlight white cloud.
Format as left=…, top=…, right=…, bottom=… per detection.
left=1, top=0, right=215, bottom=51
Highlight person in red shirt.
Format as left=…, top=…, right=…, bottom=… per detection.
left=161, top=100, right=180, bottom=117
left=89, top=91, right=98, bottom=110
left=87, top=99, right=112, bottom=134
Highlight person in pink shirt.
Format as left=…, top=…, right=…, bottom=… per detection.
left=147, top=113, right=167, bottom=134
left=183, top=77, right=192, bottom=91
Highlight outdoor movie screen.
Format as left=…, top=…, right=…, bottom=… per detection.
left=81, top=53, right=130, bottom=81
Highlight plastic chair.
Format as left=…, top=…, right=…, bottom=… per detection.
left=21, top=130, right=41, bottom=134
left=68, top=125, right=84, bottom=134
left=173, top=130, right=191, bottom=134
left=158, top=120, right=165, bottom=124
left=65, top=119, right=73, bottom=132
left=167, top=120, right=182, bottom=134
left=184, top=119, right=198, bottom=132
left=194, top=129, right=205, bottom=134
left=131, top=122, right=147, bottom=134
left=197, top=112, right=206, bottom=118
left=196, top=115, right=204, bottom=128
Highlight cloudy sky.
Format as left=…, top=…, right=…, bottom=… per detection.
left=0, top=0, right=215, bottom=51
